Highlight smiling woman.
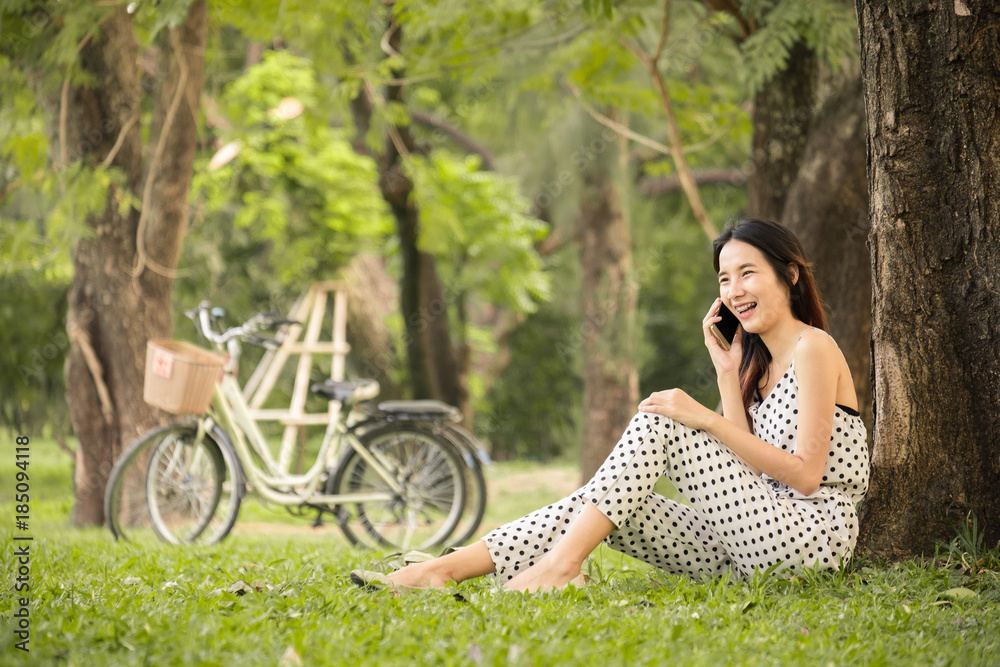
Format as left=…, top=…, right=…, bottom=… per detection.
left=353, top=218, right=870, bottom=594
left=713, top=219, right=830, bottom=414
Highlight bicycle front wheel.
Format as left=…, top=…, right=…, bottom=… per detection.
left=328, top=427, right=466, bottom=551
left=105, top=421, right=243, bottom=545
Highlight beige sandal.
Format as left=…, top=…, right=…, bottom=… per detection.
left=349, top=570, right=423, bottom=594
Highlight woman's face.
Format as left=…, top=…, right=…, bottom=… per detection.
left=717, top=239, right=794, bottom=335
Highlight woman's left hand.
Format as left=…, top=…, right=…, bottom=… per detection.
left=638, top=388, right=714, bottom=431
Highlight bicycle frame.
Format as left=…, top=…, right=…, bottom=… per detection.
left=204, top=354, right=400, bottom=507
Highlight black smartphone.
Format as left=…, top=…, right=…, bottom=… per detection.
left=710, top=303, right=740, bottom=350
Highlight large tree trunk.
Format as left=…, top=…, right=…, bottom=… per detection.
left=855, top=0, right=1000, bottom=558
left=746, top=41, right=817, bottom=221
left=579, top=139, right=639, bottom=481
left=65, top=3, right=207, bottom=524
left=782, top=69, right=873, bottom=429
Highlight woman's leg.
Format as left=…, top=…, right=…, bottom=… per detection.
left=505, top=503, right=614, bottom=592
left=387, top=410, right=829, bottom=590
left=602, top=492, right=735, bottom=578
left=492, top=411, right=764, bottom=589
left=386, top=541, right=495, bottom=588
left=503, top=411, right=682, bottom=591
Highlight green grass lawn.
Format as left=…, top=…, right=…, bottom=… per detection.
left=1, top=436, right=999, bottom=666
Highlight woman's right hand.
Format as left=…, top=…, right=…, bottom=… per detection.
left=703, top=298, right=743, bottom=377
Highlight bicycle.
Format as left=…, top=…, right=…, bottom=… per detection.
left=104, top=302, right=488, bottom=551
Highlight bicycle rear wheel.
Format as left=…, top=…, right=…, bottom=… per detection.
left=438, top=424, right=488, bottom=547
left=105, top=421, right=243, bottom=545
left=328, top=426, right=466, bottom=551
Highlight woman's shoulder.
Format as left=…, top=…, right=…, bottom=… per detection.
left=794, top=327, right=846, bottom=367
left=794, top=327, right=858, bottom=410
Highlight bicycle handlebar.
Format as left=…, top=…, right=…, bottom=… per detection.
left=185, top=301, right=300, bottom=346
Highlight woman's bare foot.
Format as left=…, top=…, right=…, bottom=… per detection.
left=505, top=557, right=582, bottom=593
left=385, top=561, right=454, bottom=589
left=383, top=542, right=496, bottom=589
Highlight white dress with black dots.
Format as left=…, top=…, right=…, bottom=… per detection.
left=482, top=359, right=869, bottom=581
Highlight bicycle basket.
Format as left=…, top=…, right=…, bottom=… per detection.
left=143, top=340, right=224, bottom=414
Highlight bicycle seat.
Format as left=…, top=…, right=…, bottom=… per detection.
left=376, top=400, right=462, bottom=422
left=310, top=379, right=380, bottom=403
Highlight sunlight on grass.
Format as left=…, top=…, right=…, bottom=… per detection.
left=1, top=434, right=998, bottom=665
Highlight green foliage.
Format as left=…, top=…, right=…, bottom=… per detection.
left=0, top=59, right=67, bottom=281
left=582, top=0, right=614, bottom=20
left=482, top=305, right=583, bottom=460
left=405, top=150, right=552, bottom=314
left=0, top=274, right=70, bottom=436
left=0, top=1, right=113, bottom=74
left=943, top=513, right=1000, bottom=576
left=738, top=0, right=858, bottom=93
left=130, top=0, right=197, bottom=38
left=1, top=0, right=860, bottom=464
left=0, top=48, right=134, bottom=436
left=192, top=50, right=393, bottom=289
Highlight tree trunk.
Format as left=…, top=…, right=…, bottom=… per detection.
left=855, top=0, right=1000, bottom=558
left=342, top=254, right=405, bottom=399
left=65, top=3, right=207, bottom=525
left=782, top=69, right=873, bottom=429
left=746, top=41, right=817, bottom=221
left=376, top=113, right=463, bottom=410
left=365, top=15, right=465, bottom=412
left=579, top=140, right=639, bottom=481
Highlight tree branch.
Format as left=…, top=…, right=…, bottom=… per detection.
left=130, top=27, right=188, bottom=283
left=54, top=435, right=77, bottom=458
left=410, top=109, right=497, bottom=169
left=100, top=114, right=139, bottom=168
left=621, top=28, right=717, bottom=241
left=59, top=33, right=94, bottom=171
left=565, top=80, right=673, bottom=156
left=68, top=324, right=114, bottom=425
left=696, top=0, right=753, bottom=38
left=534, top=226, right=571, bottom=256
left=638, top=168, right=747, bottom=196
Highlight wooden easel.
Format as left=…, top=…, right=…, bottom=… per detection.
left=243, top=281, right=350, bottom=473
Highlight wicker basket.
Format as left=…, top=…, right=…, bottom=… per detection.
left=143, top=340, right=225, bottom=415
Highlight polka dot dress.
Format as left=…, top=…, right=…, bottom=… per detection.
left=482, top=359, right=869, bottom=581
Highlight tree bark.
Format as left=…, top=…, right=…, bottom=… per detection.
left=342, top=254, right=405, bottom=399
left=64, top=3, right=207, bottom=525
left=746, top=41, right=817, bottom=221
left=855, top=0, right=1000, bottom=558
left=782, top=69, right=873, bottom=429
left=579, top=138, right=639, bottom=481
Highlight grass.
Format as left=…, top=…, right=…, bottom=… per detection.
left=1, top=436, right=999, bottom=666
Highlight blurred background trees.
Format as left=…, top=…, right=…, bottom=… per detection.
left=9, top=0, right=993, bottom=556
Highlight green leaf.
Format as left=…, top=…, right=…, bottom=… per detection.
left=939, top=587, right=978, bottom=600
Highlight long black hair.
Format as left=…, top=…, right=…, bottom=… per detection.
left=712, top=219, right=827, bottom=412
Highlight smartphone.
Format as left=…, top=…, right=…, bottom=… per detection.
left=710, top=303, right=741, bottom=350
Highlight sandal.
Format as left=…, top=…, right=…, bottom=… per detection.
left=349, top=570, right=423, bottom=594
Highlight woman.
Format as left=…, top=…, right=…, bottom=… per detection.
left=353, top=218, right=869, bottom=593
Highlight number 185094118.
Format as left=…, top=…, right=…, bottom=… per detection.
left=15, top=435, right=30, bottom=528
